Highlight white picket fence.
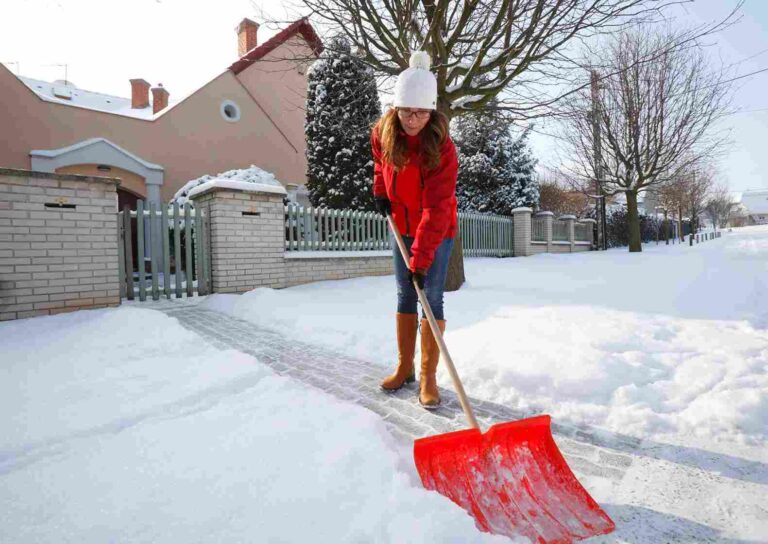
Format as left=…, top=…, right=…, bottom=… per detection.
left=284, top=204, right=515, bottom=257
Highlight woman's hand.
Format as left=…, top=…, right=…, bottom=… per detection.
left=374, top=197, right=392, bottom=216
left=409, top=268, right=427, bottom=289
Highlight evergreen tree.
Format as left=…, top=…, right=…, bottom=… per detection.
left=305, top=36, right=381, bottom=210
left=452, top=107, right=539, bottom=215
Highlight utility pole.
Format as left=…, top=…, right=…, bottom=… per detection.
left=590, top=70, right=607, bottom=250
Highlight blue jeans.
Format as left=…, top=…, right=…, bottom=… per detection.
left=393, top=236, right=454, bottom=320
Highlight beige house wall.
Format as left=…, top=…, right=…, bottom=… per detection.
left=237, top=37, right=315, bottom=159
left=56, top=164, right=146, bottom=198
left=0, top=37, right=311, bottom=204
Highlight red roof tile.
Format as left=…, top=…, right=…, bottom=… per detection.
left=229, top=18, right=323, bottom=75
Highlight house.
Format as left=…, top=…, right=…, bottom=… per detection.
left=735, top=190, right=768, bottom=225
left=0, top=18, right=322, bottom=211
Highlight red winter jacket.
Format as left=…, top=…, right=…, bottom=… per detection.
left=372, top=128, right=458, bottom=272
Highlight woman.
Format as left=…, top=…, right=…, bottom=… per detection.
left=371, top=51, right=458, bottom=409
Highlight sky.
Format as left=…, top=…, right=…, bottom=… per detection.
left=1, top=0, right=766, bottom=194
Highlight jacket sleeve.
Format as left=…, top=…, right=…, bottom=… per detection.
left=371, top=129, right=387, bottom=199
left=410, top=137, right=458, bottom=271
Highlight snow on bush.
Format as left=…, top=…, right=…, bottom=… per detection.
left=171, top=165, right=284, bottom=206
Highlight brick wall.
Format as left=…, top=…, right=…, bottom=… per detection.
left=0, top=168, right=120, bottom=320
left=192, top=188, right=287, bottom=293
left=284, top=252, right=392, bottom=287
left=190, top=186, right=394, bottom=293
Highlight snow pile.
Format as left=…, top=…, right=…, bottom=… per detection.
left=0, top=307, right=505, bottom=543
left=172, top=165, right=285, bottom=206
left=204, top=226, right=768, bottom=450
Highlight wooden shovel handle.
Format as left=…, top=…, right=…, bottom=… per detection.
left=387, top=214, right=480, bottom=430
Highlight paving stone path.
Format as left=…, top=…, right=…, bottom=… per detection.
left=139, top=299, right=767, bottom=542
left=148, top=300, right=633, bottom=482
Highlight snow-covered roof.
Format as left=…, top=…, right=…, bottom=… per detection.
left=18, top=77, right=180, bottom=120
left=739, top=190, right=768, bottom=215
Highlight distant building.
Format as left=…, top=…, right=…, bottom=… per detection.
left=734, top=190, right=768, bottom=225
left=0, top=18, right=321, bottom=211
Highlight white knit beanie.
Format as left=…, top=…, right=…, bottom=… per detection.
left=393, top=51, right=437, bottom=110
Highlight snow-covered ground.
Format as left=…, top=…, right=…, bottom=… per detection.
left=2, top=225, right=766, bottom=542
left=206, top=226, right=768, bottom=454
left=0, top=308, right=504, bottom=543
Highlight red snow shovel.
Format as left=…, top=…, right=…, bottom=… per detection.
left=387, top=215, right=615, bottom=543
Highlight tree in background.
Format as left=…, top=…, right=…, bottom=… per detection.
left=506, top=129, right=539, bottom=211
left=658, top=178, right=689, bottom=241
left=537, top=171, right=591, bottom=217
left=305, top=35, right=381, bottom=210
left=603, top=207, right=663, bottom=248
left=285, top=0, right=680, bottom=290
left=683, top=165, right=714, bottom=233
left=705, top=183, right=736, bottom=230
left=452, top=107, right=538, bottom=215
left=561, top=26, right=731, bottom=251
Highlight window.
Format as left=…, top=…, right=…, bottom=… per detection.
left=220, top=100, right=241, bottom=123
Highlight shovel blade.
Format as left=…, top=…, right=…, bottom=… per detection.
left=414, top=415, right=615, bottom=543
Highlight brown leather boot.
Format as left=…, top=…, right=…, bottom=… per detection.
left=419, top=318, right=445, bottom=409
left=380, top=313, right=418, bottom=391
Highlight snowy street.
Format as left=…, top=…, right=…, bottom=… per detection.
left=2, top=226, right=767, bottom=543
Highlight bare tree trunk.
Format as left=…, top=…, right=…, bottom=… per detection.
left=626, top=190, right=642, bottom=252
left=678, top=205, right=684, bottom=241
left=444, top=232, right=465, bottom=292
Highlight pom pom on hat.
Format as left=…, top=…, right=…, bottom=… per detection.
left=394, top=50, right=437, bottom=110
left=409, top=51, right=432, bottom=70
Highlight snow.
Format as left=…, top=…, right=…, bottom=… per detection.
left=0, top=307, right=504, bottom=543
left=186, top=179, right=287, bottom=199
left=18, top=76, right=179, bottom=120
left=202, top=227, right=768, bottom=452
left=172, top=165, right=285, bottom=205
left=2, top=225, right=767, bottom=542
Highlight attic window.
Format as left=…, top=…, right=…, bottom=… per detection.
left=220, top=100, right=241, bottom=123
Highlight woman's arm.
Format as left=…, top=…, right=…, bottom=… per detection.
left=410, top=138, right=458, bottom=271
left=371, top=129, right=387, bottom=199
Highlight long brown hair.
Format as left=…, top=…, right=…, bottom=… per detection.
left=374, top=108, right=449, bottom=171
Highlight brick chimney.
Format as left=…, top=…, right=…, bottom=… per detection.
left=130, top=78, right=150, bottom=109
left=237, top=18, right=259, bottom=57
left=151, top=84, right=169, bottom=114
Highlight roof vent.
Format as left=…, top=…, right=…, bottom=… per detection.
left=52, top=85, right=73, bottom=100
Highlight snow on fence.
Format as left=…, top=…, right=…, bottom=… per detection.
left=553, top=219, right=569, bottom=242
left=117, top=201, right=211, bottom=301
left=284, top=204, right=391, bottom=251
left=458, top=211, right=514, bottom=257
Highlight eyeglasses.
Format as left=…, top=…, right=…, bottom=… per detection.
left=397, top=108, right=432, bottom=120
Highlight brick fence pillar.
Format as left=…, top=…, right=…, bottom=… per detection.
left=536, top=211, right=554, bottom=252
left=512, top=207, right=533, bottom=257
left=560, top=215, right=577, bottom=252
left=0, top=168, right=120, bottom=320
left=189, top=184, right=287, bottom=293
